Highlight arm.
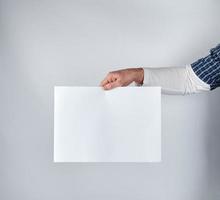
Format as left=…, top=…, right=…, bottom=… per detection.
left=190, top=44, right=220, bottom=90
left=100, top=65, right=210, bottom=95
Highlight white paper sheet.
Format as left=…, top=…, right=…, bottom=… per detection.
left=54, top=86, right=161, bottom=162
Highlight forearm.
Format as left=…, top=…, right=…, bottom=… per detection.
left=142, top=65, right=210, bottom=95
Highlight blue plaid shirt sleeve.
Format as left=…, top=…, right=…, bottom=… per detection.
left=191, top=44, right=220, bottom=90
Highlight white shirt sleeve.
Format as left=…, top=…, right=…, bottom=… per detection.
left=142, top=65, right=210, bottom=95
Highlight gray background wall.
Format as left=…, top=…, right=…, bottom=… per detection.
left=0, top=0, right=220, bottom=199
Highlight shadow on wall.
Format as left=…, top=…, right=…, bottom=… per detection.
left=205, top=89, right=220, bottom=199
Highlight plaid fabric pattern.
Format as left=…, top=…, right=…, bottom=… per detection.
left=191, top=44, right=220, bottom=90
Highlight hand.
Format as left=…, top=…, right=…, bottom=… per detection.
left=100, top=68, right=144, bottom=90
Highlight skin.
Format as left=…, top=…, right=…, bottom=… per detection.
left=100, top=68, right=144, bottom=90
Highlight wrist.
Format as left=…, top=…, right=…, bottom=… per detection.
left=133, top=68, right=144, bottom=85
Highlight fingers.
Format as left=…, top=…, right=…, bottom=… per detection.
left=100, top=70, right=127, bottom=90
left=103, top=81, right=121, bottom=90
left=100, top=75, right=110, bottom=87
left=100, top=72, right=118, bottom=89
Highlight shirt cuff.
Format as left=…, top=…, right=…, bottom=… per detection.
left=142, top=68, right=151, bottom=85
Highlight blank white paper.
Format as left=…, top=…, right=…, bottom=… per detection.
left=54, top=86, right=161, bottom=162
